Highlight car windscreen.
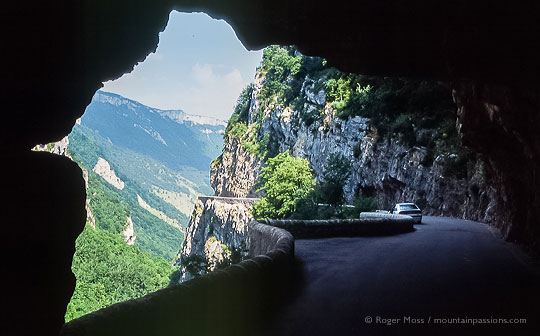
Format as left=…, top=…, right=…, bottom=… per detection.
left=400, top=204, right=419, bottom=210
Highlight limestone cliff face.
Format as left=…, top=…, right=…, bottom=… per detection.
left=210, top=138, right=263, bottom=198
left=209, top=62, right=495, bottom=221
left=260, top=107, right=497, bottom=221
left=174, top=197, right=256, bottom=282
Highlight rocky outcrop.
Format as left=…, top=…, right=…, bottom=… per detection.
left=80, top=167, right=96, bottom=228
left=50, top=136, right=70, bottom=156
left=210, top=138, right=263, bottom=198
left=175, top=197, right=256, bottom=282
left=204, top=236, right=231, bottom=272
left=33, top=135, right=70, bottom=157
left=92, top=157, right=125, bottom=190
left=122, top=216, right=136, bottom=245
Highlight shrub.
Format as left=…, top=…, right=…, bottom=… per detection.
left=343, top=196, right=378, bottom=218
left=181, top=255, right=207, bottom=277
left=227, top=122, right=248, bottom=140
left=290, top=198, right=318, bottom=220
left=391, top=114, right=416, bottom=146
left=252, top=150, right=315, bottom=219
left=234, top=84, right=253, bottom=121
left=224, top=84, right=252, bottom=140
left=323, top=153, right=352, bottom=185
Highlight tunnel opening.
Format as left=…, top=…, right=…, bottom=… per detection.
left=6, top=1, right=540, bottom=335
left=55, top=17, right=507, bottom=329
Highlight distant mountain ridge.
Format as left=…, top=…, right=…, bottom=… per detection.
left=83, top=91, right=225, bottom=172
left=158, top=110, right=227, bottom=127
left=94, top=91, right=227, bottom=127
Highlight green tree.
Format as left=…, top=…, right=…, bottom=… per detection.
left=253, top=150, right=315, bottom=219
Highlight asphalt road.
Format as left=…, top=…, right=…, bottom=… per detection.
left=265, top=216, right=540, bottom=336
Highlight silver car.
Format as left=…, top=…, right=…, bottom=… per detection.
left=390, top=203, right=422, bottom=223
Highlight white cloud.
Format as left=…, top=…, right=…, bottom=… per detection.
left=175, top=63, right=245, bottom=119
left=192, top=63, right=216, bottom=85
left=225, top=69, right=243, bottom=85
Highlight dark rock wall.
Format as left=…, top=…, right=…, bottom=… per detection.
left=2, top=152, right=86, bottom=335
left=3, top=1, right=540, bottom=334
left=453, top=83, right=540, bottom=252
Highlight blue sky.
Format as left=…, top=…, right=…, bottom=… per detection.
left=102, top=11, right=263, bottom=121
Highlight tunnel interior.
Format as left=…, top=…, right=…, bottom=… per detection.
left=3, top=1, right=540, bottom=335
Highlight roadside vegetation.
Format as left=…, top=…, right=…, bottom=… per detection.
left=253, top=151, right=377, bottom=220
left=252, top=150, right=315, bottom=219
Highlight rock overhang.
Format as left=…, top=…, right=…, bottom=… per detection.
left=3, top=0, right=540, bottom=148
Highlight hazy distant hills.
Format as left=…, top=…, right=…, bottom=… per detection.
left=82, top=91, right=225, bottom=172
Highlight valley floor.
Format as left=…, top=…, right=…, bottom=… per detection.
left=265, top=216, right=540, bottom=336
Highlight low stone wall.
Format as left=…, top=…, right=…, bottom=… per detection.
left=261, top=214, right=414, bottom=239
left=61, top=220, right=295, bottom=336
left=249, top=219, right=294, bottom=257
left=359, top=212, right=416, bottom=220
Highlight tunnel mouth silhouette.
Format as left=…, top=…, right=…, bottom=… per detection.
left=6, top=2, right=540, bottom=336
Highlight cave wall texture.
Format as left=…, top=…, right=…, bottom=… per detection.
left=2, top=0, right=540, bottom=335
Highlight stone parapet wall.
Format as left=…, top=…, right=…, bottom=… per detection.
left=248, top=219, right=294, bottom=258
left=359, top=212, right=416, bottom=220
left=261, top=215, right=414, bottom=239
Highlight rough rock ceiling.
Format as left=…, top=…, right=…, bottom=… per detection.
left=2, top=0, right=539, bottom=148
